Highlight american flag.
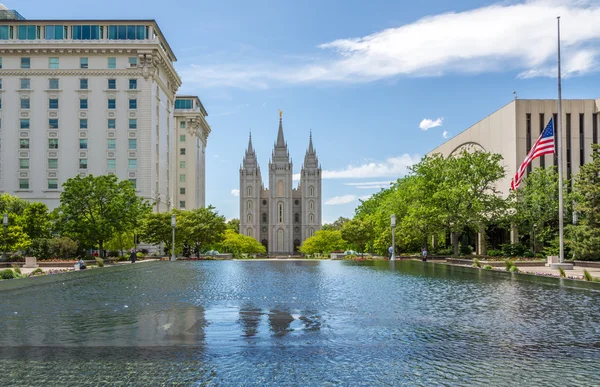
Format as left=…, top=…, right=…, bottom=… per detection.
left=510, top=118, right=555, bottom=190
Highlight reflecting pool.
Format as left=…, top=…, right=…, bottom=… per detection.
left=1, top=260, right=599, bottom=386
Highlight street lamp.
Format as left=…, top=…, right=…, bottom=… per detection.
left=171, top=214, right=176, bottom=261
left=390, top=214, right=396, bottom=261
left=2, top=213, right=7, bottom=261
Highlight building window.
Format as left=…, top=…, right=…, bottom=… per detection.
left=80, top=119, right=88, bottom=129
left=278, top=180, right=284, bottom=196
left=49, top=119, right=58, bottom=129
left=49, top=57, right=59, bottom=69
left=80, top=99, right=88, bottom=109
left=295, top=213, right=299, bottom=223
left=129, top=119, right=137, bottom=129
left=128, top=159, right=137, bottom=169
left=247, top=186, right=252, bottom=196
left=278, top=202, right=284, bottom=223
left=180, top=134, right=186, bottom=142
left=80, top=57, right=88, bottom=69
left=49, top=98, right=59, bottom=109
left=20, top=98, right=30, bottom=109
left=180, top=148, right=186, bottom=155
left=49, top=78, right=59, bottom=89
left=20, top=78, right=30, bottom=89
left=79, top=139, right=87, bottom=149
left=107, top=79, right=116, bottom=89
left=0, top=26, right=10, bottom=40
left=21, top=57, right=30, bottom=69
left=539, top=113, right=545, bottom=169
left=48, top=139, right=58, bottom=149
left=17, top=25, right=38, bottom=40
left=180, top=201, right=186, bottom=209
left=180, top=174, right=186, bottom=183
left=128, top=139, right=137, bottom=149
left=108, top=99, right=116, bottom=109
left=180, top=161, right=186, bottom=169
left=129, top=99, right=137, bottom=109
left=247, top=200, right=252, bottom=210
left=20, top=119, right=30, bottom=129
left=79, top=159, right=88, bottom=169
left=80, top=79, right=88, bottom=89
left=309, top=228, right=315, bottom=237
left=594, top=113, right=598, bottom=146
left=45, top=25, right=65, bottom=40
left=108, top=119, right=116, bottom=129
left=107, top=159, right=116, bottom=169
left=580, top=113, right=585, bottom=167
left=19, top=159, right=29, bottom=169
left=0, top=79, right=2, bottom=89
left=72, top=25, right=101, bottom=40
left=309, top=214, right=314, bottom=223
left=309, top=186, right=314, bottom=196
left=180, top=187, right=186, bottom=195
left=107, top=139, right=116, bottom=150
left=108, top=25, right=147, bottom=40
left=129, top=179, right=136, bottom=189
left=20, top=139, right=30, bottom=149
left=48, top=159, right=58, bottom=169
left=180, top=121, right=186, bottom=129
left=566, top=113, right=571, bottom=181
left=0, top=58, right=2, bottom=68
left=19, top=179, right=29, bottom=190
left=129, top=79, right=137, bottom=89
left=175, top=99, right=193, bottom=109
left=48, top=179, right=58, bottom=190
left=107, top=57, right=116, bottom=69
left=128, top=57, right=137, bottom=66
left=247, top=213, right=253, bottom=223
left=262, top=213, right=267, bottom=223
left=309, top=200, right=314, bottom=210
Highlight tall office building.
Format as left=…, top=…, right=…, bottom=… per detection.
left=0, top=4, right=210, bottom=210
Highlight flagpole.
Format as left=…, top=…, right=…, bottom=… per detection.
left=556, top=16, right=565, bottom=263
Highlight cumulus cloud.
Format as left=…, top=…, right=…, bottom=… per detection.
left=293, top=154, right=420, bottom=181
left=419, top=118, right=444, bottom=131
left=344, top=181, right=394, bottom=189
left=442, top=130, right=450, bottom=139
left=180, top=1, right=600, bottom=88
left=231, top=189, right=240, bottom=197
left=325, top=194, right=373, bottom=205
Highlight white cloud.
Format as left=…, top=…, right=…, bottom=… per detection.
left=344, top=181, right=394, bottom=189
left=180, top=1, right=600, bottom=88
left=442, top=130, right=450, bottom=139
left=325, top=195, right=359, bottom=205
left=294, top=154, right=420, bottom=180
left=419, top=118, right=444, bottom=131
left=231, top=189, right=240, bottom=197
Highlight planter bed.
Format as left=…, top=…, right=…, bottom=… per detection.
left=446, top=258, right=546, bottom=267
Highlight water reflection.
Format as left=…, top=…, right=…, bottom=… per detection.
left=268, top=309, right=295, bottom=336
left=238, top=305, right=262, bottom=337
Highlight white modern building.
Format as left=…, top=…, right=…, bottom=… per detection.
left=0, top=4, right=211, bottom=210
left=239, top=114, right=322, bottom=254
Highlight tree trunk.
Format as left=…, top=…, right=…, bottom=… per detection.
left=99, top=240, right=104, bottom=259
left=452, top=232, right=460, bottom=256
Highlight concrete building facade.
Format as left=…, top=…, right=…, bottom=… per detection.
left=239, top=115, right=322, bottom=255
left=0, top=5, right=211, bottom=211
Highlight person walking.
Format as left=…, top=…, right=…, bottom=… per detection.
left=129, top=248, right=137, bottom=264
left=388, top=246, right=394, bottom=260
left=421, top=247, right=428, bottom=262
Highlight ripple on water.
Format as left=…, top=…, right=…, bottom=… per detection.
left=0, top=260, right=599, bottom=386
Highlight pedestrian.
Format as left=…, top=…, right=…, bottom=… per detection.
left=422, top=247, right=428, bottom=262
left=388, top=246, right=394, bottom=260
left=129, top=248, right=136, bottom=264
left=78, top=256, right=86, bottom=270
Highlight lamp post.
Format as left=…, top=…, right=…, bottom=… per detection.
left=390, top=214, right=396, bottom=261
left=2, top=213, right=7, bottom=262
left=171, top=214, right=176, bottom=261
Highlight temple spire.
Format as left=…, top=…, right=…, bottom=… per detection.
left=308, top=130, right=314, bottom=154
left=247, top=130, right=253, bottom=153
left=276, top=110, right=285, bottom=147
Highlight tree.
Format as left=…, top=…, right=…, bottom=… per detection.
left=55, top=175, right=151, bottom=257
left=20, top=202, right=53, bottom=240
left=0, top=225, right=31, bottom=253
left=48, top=237, right=78, bottom=259
left=341, top=218, right=374, bottom=255
left=177, top=206, right=226, bottom=257
left=322, top=217, right=350, bottom=231
left=571, top=144, right=600, bottom=260
left=226, top=218, right=240, bottom=233
left=299, top=230, right=346, bottom=255
left=139, top=212, right=174, bottom=256
left=220, top=229, right=266, bottom=257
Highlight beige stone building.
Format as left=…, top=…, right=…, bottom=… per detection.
left=427, top=98, right=600, bottom=253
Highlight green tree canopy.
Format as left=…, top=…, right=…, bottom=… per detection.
left=220, top=229, right=266, bottom=256
left=299, top=229, right=346, bottom=255
left=177, top=206, right=226, bottom=257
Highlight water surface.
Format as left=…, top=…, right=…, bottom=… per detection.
left=1, top=260, right=599, bottom=386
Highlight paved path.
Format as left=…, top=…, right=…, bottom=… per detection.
left=19, top=260, right=149, bottom=275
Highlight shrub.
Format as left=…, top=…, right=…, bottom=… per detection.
left=473, top=258, right=481, bottom=268
left=558, top=267, right=566, bottom=278
left=30, top=268, right=44, bottom=276
left=435, top=247, right=454, bottom=256
left=12, top=265, right=22, bottom=275
left=459, top=244, right=473, bottom=256
left=95, top=257, right=104, bottom=267
left=482, top=265, right=493, bottom=270
left=48, top=237, right=78, bottom=259
left=136, top=252, right=144, bottom=258
left=509, top=265, right=520, bottom=273
left=0, top=269, right=15, bottom=280
left=140, top=248, right=149, bottom=255
left=583, top=269, right=594, bottom=282
left=29, top=238, right=52, bottom=259
left=107, top=250, right=120, bottom=257
left=504, top=259, right=515, bottom=271
left=501, top=243, right=527, bottom=257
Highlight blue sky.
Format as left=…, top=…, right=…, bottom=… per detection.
left=11, top=0, right=600, bottom=223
